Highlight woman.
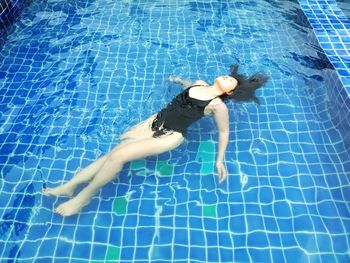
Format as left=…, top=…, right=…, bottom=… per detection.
left=43, top=64, right=268, bottom=216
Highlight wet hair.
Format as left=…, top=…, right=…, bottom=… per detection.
left=220, top=64, right=269, bottom=105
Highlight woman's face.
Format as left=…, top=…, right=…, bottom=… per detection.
left=215, top=76, right=238, bottom=95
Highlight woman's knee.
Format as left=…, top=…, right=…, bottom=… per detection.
left=107, top=151, right=126, bottom=167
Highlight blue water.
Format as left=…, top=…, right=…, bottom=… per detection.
left=0, top=0, right=349, bottom=262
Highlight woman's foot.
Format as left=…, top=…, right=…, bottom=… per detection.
left=42, top=183, right=75, bottom=198
left=54, top=197, right=89, bottom=216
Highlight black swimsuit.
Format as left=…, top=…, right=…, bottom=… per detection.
left=151, top=85, right=219, bottom=138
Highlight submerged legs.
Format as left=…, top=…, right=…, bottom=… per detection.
left=43, top=128, right=184, bottom=217
left=42, top=154, right=109, bottom=197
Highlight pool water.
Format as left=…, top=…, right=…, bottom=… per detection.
left=0, top=0, right=349, bottom=262
left=337, top=0, right=350, bottom=19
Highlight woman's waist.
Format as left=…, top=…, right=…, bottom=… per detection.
left=152, top=112, right=201, bottom=130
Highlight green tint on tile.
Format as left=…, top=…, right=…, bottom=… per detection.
left=130, top=159, right=146, bottom=170
left=156, top=160, right=173, bottom=177
left=130, top=159, right=146, bottom=176
left=105, top=245, right=121, bottom=263
left=112, top=196, right=127, bottom=215
left=195, top=140, right=215, bottom=174
left=203, top=204, right=217, bottom=218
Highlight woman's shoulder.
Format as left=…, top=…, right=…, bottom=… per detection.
left=204, top=98, right=226, bottom=115
left=208, top=97, right=224, bottom=106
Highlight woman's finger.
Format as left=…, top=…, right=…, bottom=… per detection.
left=218, top=167, right=223, bottom=182
left=219, top=167, right=227, bottom=183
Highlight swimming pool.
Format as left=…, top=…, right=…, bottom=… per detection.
left=0, top=0, right=349, bottom=262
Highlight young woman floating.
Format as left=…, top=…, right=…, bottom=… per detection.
left=43, top=65, right=268, bottom=216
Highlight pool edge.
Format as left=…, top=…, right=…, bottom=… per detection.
left=299, top=0, right=350, bottom=150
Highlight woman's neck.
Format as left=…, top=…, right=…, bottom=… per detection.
left=207, top=83, right=224, bottom=97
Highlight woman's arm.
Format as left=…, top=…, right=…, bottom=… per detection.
left=213, top=102, right=230, bottom=183
left=169, top=76, right=209, bottom=88
left=169, top=76, right=192, bottom=87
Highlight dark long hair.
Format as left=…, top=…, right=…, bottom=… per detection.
left=220, top=64, right=269, bottom=105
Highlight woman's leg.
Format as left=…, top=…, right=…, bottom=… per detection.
left=54, top=132, right=184, bottom=216
left=43, top=115, right=157, bottom=197
left=118, top=113, right=157, bottom=140
left=42, top=154, right=109, bottom=197
left=43, top=139, right=139, bottom=197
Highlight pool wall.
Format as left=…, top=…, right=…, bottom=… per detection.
left=0, top=0, right=32, bottom=28
left=0, top=0, right=32, bottom=49
left=299, top=0, right=350, bottom=149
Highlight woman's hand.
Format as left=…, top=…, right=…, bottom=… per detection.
left=216, top=161, right=227, bottom=183
left=169, top=76, right=182, bottom=82
left=169, top=76, right=192, bottom=87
